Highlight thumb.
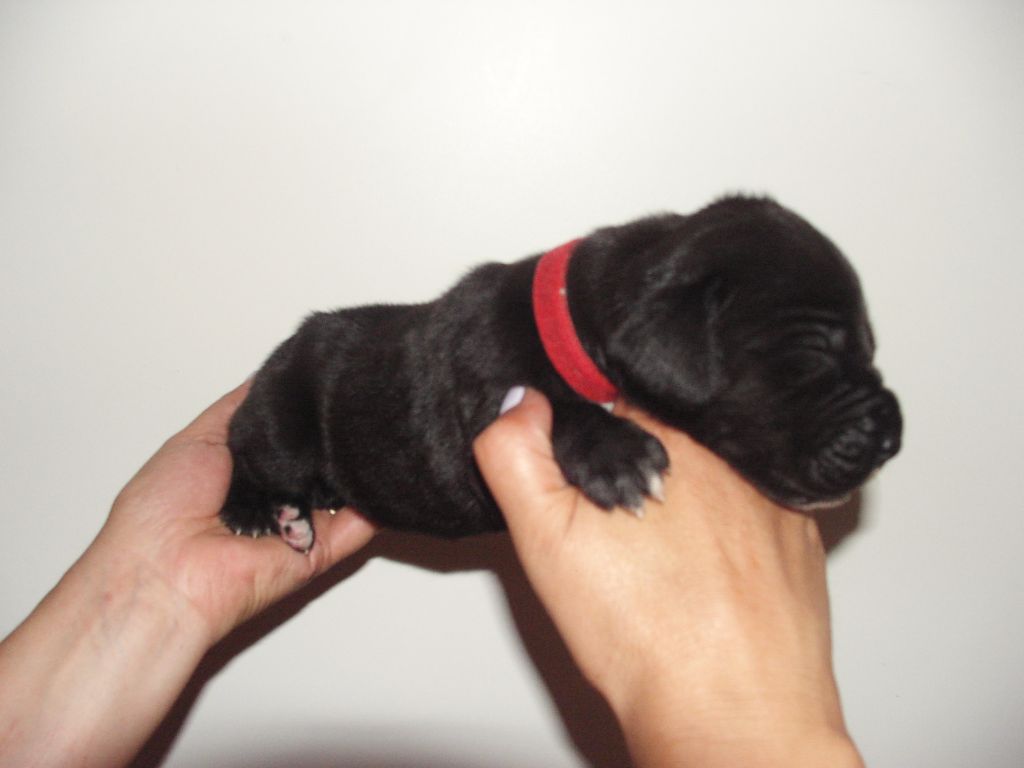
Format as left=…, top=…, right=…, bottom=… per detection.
left=299, top=508, right=377, bottom=578
left=473, top=387, right=574, bottom=542
left=316, top=508, right=377, bottom=564
left=179, top=379, right=251, bottom=444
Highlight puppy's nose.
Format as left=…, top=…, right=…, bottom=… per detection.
left=867, top=391, right=902, bottom=466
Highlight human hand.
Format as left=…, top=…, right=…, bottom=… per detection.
left=474, top=388, right=863, bottom=768
left=0, top=383, right=377, bottom=768
left=91, top=381, right=377, bottom=646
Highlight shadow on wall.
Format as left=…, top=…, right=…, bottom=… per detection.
left=192, top=746, right=565, bottom=768
left=166, top=720, right=589, bottom=768
left=369, top=532, right=636, bottom=768
left=131, top=499, right=865, bottom=768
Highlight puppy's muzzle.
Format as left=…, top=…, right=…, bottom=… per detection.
left=804, top=388, right=902, bottom=500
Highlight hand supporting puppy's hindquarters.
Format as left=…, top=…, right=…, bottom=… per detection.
left=101, top=380, right=377, bottom=644
left=474, top=388, right=864, bottom=768
left=0, top=382, right=376, bottom=768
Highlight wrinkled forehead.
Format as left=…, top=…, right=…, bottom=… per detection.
left=738, top=254, right=865, bottom=317
left=701, top=225, right=873, bottom=352
left=691, top=208, right=865, bottom=311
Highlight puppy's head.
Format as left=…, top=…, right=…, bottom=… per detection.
left=604, top=196, right=902, bottom=510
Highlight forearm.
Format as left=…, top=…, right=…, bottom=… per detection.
left=0, top=542, right=209, bottom=768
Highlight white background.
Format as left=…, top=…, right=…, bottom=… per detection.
left=2, top=1, right=1022, bottom=766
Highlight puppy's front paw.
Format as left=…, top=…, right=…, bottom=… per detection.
left=552, top=404, right=669, bottom=514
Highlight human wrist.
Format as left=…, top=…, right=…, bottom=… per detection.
left=55, top=538, right=212, bottom=718
left=609, top=667, right=862, bottom=768
left=80, top=533, right=214, bottom=660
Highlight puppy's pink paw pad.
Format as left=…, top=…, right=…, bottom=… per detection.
left=275, top=505, right=314, bottom=553
left=276, top=505, right=301, bottom=523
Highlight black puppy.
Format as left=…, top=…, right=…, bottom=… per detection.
left=222, top=196, right=901, bottom=552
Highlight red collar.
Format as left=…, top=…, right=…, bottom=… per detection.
left=532, top=240, right=619, bottom=404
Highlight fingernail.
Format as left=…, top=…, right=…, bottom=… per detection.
left=499, top=386, right=526, bottom=415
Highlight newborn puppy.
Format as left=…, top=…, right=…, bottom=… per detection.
left=222, top=195, right=902, bottom=551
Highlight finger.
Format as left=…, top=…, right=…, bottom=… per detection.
left=473, top=388, right=575, bottom=542
left=179, top=379, right=253, bottom=445
left=242, top=509, right=375, bottom=607
left=614, top=399, right=800, bottom=548
left=307, top=508, right=377, bottom=576
left=614, top=398, right=727, bottom=483
left=612, top=398, right=685, bottom=452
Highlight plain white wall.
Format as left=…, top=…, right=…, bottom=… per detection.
left=2, top=1, right=1022, bottom=766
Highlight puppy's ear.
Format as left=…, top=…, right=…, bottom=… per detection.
left=607, top=275, right=727, bottom=408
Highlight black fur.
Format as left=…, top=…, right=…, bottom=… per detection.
left=222, top=196, right=902, bottom=545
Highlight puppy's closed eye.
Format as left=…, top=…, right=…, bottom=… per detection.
left=781, top=349, right=841, bottom=388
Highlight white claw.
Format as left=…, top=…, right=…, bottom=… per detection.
left=627, top=503, right=646, bottom=520
left=329, top=508, right=338, bottom=516
left=251, top=531, right=259, bottom=539
left=647, top=472, right=665, bottom=503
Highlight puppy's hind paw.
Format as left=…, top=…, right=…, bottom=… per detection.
left=276, top=505, right=315, bottom=554
left=221, top=498, right=274, bottom=540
